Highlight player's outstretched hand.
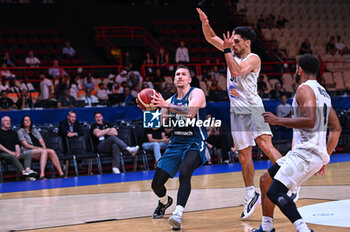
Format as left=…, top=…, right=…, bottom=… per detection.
left=151, top=92, right=167, bottom=108
left=223, top=31, right=235, bottom=49
left=196, top=8, right=209, bottom=24
left=262, top=112, right=280, bottom=125
left=315, top=165, right=326, bottom=176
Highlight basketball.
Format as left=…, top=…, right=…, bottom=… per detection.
left=137, top=88, right=159, bottom=111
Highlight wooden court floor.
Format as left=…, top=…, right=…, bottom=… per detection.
left=1, top=161, right=350, bottom=232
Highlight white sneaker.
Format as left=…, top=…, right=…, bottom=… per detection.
left=128, top=145, right=139, bottom=157
left=23, top=169, right=37, bottom=178
left=287, top=186, right=300, bottom=203
left=241, top=192, right=261, bottom=219
left=168, top=211, right=182, bottom=230
left=112, top=167, right=121, bottom=174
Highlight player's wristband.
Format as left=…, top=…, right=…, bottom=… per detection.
left=224, top=48, right=231, bottom=54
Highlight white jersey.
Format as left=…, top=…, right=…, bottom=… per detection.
left=292, top=80, right=331, bottom=164
left=227, top=53, right=263, bottom=114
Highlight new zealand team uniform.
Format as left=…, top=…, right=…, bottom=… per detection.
left=227, top=53, right=272, bottom=150
left=274, top=80, right=331, bottom=192
left=157, top=87, right=207, bottom=177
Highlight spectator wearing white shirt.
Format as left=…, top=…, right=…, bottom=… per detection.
left=82, top=88, right=98, bottom=107
left=1, top=64, right=15, bottom=79
left=8, top=79, right=20, bottom=94
left=0, top=78, right=9, bottom=93
left=48, top=60, right=68, bottom=78
left=62, top=42, right=76, bottom=57
left=276, top=95, right=292, bottom=118
left=175, top=41, right=190, bottom=63
left=69, top=76, right=82, bottom=99
left=335, top=36, right=347, bottom=55
left=20, top=76, right=35, bottom=92
left=115, top=70, right=128, bottom=84
left=25, top=51, right=40, bottom=67
left=39, top=73, right=53, bottom=100
left=97, top=83, right=108, bottom=100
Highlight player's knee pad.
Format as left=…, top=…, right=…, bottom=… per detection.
left=266, top=180, right=289, bottom=206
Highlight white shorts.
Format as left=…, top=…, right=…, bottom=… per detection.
left=230, top=109, right=272, bottom=150
left=275, top=148, right=323, bottom=193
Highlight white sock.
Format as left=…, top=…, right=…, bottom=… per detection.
left=160, top=195, right=168, bottom=205
left=293, top=219, right=310, bottom=232
left=262, top=216, right=274, bottom=232
left=246, top=186, right=255, bottom=199
left=174, top=205, right=184, bottom=216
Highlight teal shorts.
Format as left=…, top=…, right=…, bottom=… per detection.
left=157, top=140, right=206, bottom=178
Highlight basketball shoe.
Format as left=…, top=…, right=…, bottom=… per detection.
left=241, top=191, right=261, bottom=219
left=152, top=196, right=173, bottom=219
left=251, top=226, right=275, bottom=232
left=168, top=211, right=182, bottom=230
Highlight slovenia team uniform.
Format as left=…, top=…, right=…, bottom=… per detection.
left=227, top=53, right=272, bottom=150
left=274, top=80, right=331, bottom=192
left=157, top=87, right=207, bottom=177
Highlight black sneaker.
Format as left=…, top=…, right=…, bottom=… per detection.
left=152, top=196, right=173, bottom=219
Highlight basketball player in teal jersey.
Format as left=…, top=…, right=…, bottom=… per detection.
left=150, top=65, right=207, bottom=230
left=198, top=8, right=283, bottom=219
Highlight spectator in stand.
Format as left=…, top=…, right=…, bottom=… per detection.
left=48, top=60, right=68, bottom=78
left=0, top=90, right=16, bottom=110
left=25, top=51, right=40, bottom=67
left=128, top=70, right=142, bottom=89
left=117, top=81, right=128, bottom=94
left=143, top=52, right=155, bottom=75
left=106, top=82, right=115, bottom=95
left=143, top=76, right=154, bottom=89
left=8, top=78, right=20, bottom=94
left=142, top=83, right=150, bottom=90
left=335, top=36, right=347, bottom=55
left=276, top=15, right=289, bottom=29
left=69, top=76, right=81, bottom=99
left=269, top=81, right=284, bottom=99
left=266, top=14, right=276, bottom=29
left=123, top=86, right=135, bottom=105
left=62, top=41, right=76, bottom=57
left=153, top=68, right=165, bottom=88
left=1, top=64, right=15, bottom=79
left=82, top=88, right=98, bottom=107
left=276, top=94, right=292, bottom=118
left=257, top=75, right=267, bottom=96
left=175, top=41, right=190, bottom=63
left=2, top=52, right=15, bottom=67
left=97, top=83, right=108, bottom=100
left=210, top=65, right=220, bottom=80
left=84, top=73, right=95, bottom=90
left=90, top=111, right=139, bottom=174
left=18, top=115, right=65, bottom=180
left=299, top=39, right=313, bottom=55
left=0, top=116, right=37, bottom=180
left=16, top=88, right=34, bottom=109
left=161, top=82, right=173, bottom=100
left=0, top=78, right=9, bottom=92
left=326, top=36, right=336, bottom=55
left=54, top=77, right=69, bottom=98
left=39, top=73, right=53, bottom=100
left=142, top=127, right=169, bottom=166
left=257, top=14, right=266, bottom=32
left=116, top=70, right=128, bottom=85
left=123, top=51, right=132, bottom=67
left=156, top=48, right=169, bottom=65
left=57, top=86, right=76, bottom=108
left=20, top=76, right=35, bottom=92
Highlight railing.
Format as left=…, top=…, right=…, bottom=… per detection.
left=95, top=26, right=169, bottom=65
left=140, top=60, right=350, bottom=77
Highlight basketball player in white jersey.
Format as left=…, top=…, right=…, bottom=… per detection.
left=198, top=8, right=282, bottom=218
left=252, top=54, right=341, bottom=232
